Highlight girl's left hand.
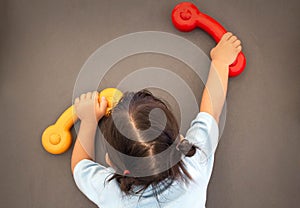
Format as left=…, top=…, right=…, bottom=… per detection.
left=74, top=91, right=108, bottom=124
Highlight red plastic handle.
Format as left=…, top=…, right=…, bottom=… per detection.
left=172, top=2, right=246, bottom=77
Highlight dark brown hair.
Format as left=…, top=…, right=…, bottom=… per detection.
left=99, top=89, right=197, bottom=197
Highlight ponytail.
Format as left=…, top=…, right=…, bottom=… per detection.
left=176, top=139, right=197, bottom=157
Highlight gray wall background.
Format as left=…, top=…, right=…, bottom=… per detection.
left=0, top=0, right=299, bottom=207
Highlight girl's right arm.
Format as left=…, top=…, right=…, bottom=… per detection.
left=200, top=32, right=242, bottom=123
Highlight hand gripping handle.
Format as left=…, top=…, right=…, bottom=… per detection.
left=41, top=88, right=123, bottom=154
left=172, top=2, right=246, bottom=77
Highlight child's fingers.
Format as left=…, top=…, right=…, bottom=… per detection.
left=93, top=92, right=104, bottom=115
left=229, top=35, right=238, bottom=43
left=233, top=40, right=241, bottom=47
left=99, top=97, right=108, bottom=114
left=80, top=93, right=86, bottom=100
left=236, top=45, right=242, bottom=52
left=74, top=97, right=80, bottom=104
left=86, top=92, right=92, bottom=99
left=92, top=91, right=99, bottom=106
left=92, top=91, right=98, bottom=100
left=222, top=32, right=233, bottom=41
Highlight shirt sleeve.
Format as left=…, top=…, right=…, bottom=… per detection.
left=183, top=112, right=219, bottom=179
left=73, top=159, right=114, bottom=205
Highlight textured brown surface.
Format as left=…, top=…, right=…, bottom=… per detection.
left=0, top=0, right=299, bottom=207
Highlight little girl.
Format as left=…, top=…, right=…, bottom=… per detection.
left=71, top=32, right=242, bottom=207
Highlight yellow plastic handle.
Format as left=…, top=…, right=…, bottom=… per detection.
left=42, top=88, right=123, bottom=154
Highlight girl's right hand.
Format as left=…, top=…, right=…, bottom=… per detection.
left=210, top=32, right=242, bottom=66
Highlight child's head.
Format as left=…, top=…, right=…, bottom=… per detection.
left=100, top=89, right=197, bottom=195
